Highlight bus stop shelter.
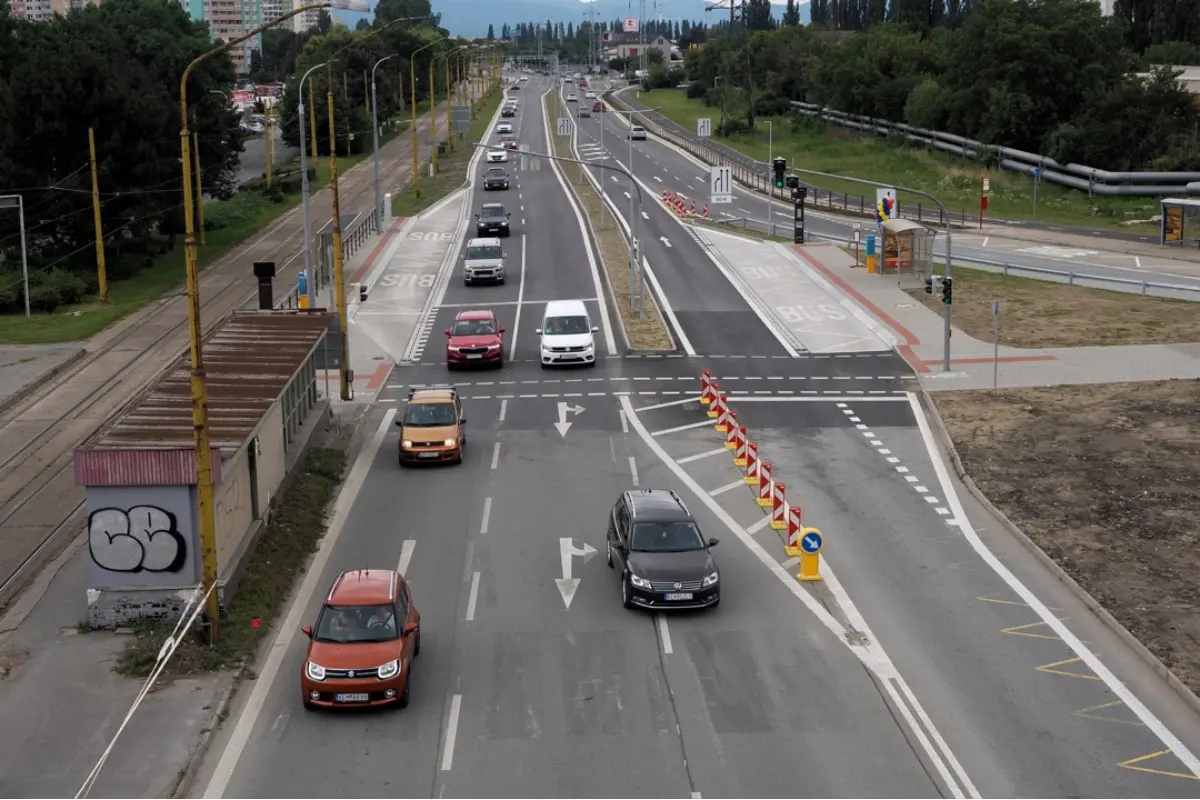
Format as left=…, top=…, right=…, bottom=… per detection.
left=1160, top=198, right=1200, bottom=248
left=880, top=218, right=939, bottom=280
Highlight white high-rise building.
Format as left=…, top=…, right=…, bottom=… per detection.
left=292, top=0, right=321, bottom=31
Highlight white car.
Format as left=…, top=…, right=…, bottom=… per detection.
left=585, top=91, right=596, bottom=99
left=519, top=75, right=528, bottom=81
left=538, top=299, right=598, bottom=367
left=487, top=149, right=507, bottom=163
left=496, top=122, right=513, bottom=134
left=566, top=93, right=578, bottom=102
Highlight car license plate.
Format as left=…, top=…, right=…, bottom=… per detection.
left=664, top=592, right=693, bottom=601
left=418, top=451, right=439, bottom=458
left=335, top=693, right=369, bottom=703
left=466, top=354, right=483, bottom=359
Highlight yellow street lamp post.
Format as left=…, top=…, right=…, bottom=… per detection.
left=178, top=0, right=368, bottom=644
left=410, top=36, right=447, bottom=197
left=434, top=46, right=465, bottom=153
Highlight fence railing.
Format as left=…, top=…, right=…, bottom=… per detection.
left=274, top=211, right=375, bottom=310
left=605, top=89, right=979, bottom=229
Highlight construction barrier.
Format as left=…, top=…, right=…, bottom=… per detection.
left=744, top=441, right=760, bottom=485
left=757, top=460, right=773, bottom=507
left=724, top=415, right=740, bottom=450
left=733, top=425, right=748, bottom=465
left=702, top=204, right=709, bottom=219
left=784, top=504, right=803, bottom=557
left=708, top=389, right=726, bottom=420
left=715, top=394, right=733, bottom=433
left=770, top=481, right=787, bottom=530
left=796, top=527, right=824, bottom=582
left=700, top=369, right=716, bottom=405
left=689, top=199, right=696, bottom=215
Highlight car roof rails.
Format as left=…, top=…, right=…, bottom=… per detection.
left=407, top=384, right=458, bottom=401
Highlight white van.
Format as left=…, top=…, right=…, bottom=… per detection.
left=537, top=299, right=598, bottom=367
left=462, top=237, right=505, bottom=285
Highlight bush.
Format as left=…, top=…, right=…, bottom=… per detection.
left=704, top=86, right=724, bottom=108
left=36, top=268, right=87, bottom=306
left=686, top=80, right=707, bottom=100
left=0, top=270, right=22, bottom=313
left=755, top=92, right=791, bottom=117
left=28, top=284, right=62, bottom=313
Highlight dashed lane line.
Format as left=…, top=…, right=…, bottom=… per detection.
left=389, top=375, right=915, bottom=389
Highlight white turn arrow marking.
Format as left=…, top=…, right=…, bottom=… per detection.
left=611, top=175, right=619, bottom=183
left=554, top=401, right=585, bottom=437
left=660, top=236, right=672, bottom=248
left=641, top=211, right=650, bottom=220
left=623, top=191, right=631, bottom=199
left=653, top=175, right=662, bottom=182
left=556, top=537, right=598, bottom=608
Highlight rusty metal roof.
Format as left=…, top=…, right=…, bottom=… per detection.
left=81, top=311, right=331, bottom=454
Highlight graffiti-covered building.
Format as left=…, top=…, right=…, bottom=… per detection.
left=74, top=311, right=330, bottom=627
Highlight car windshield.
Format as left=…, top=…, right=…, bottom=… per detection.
left=452, top=318, right=496, bottom=336
left=486, top=169, right=505, bottom=177
left=314, top=603, right=397, bottom=643
left=630, top=521, right=707, bottom=553
left=481, top=206, right=506, bottom=218
left=542, top=315, right=590, bottom=335
left=467, top=245, right=502, bottom=260
left=404, top=402, right=456, bottom=426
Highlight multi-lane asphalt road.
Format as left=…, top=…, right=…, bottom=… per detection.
left=194, top=73, right=1200, bottom=799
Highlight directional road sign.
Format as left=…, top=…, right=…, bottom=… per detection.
left=800, top=530, right=823, bottom=554
left=697, top=117, right=712, bottom=138
left=557, top=117, right=571, bottom=137
left=710, top=165, right=732, bottom=204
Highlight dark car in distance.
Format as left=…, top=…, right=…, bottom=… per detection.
left=476, top=203, right=511, bottom=237
left=607, top=489, right=720, bottom=610
left=483, top=167, right=510, bottom=190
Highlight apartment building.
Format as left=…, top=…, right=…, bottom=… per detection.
left=291, top=0, right=320, bottom=32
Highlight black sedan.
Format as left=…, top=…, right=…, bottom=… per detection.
left=483, top=168, right=510, bottom=191
left=475, top=203, right=511, bottom=237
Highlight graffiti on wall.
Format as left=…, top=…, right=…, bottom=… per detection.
left=88, top=506, right=187, bottom=573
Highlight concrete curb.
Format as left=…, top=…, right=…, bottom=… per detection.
left=0, top=347, right=88, bottom=417
left=915, top=387, right=1200, bottom=719
left=170, top=672, right=239, bottom=799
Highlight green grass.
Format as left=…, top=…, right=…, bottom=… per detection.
left=634, top=88, right=1161, bottom=233
left=391, top=87, right=504, bottom=219
left=115, top=447, right=347, bottom=678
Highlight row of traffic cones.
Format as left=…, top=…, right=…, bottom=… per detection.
left=660, top=190, right=709, bottom=220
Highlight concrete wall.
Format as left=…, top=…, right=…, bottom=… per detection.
left=86, top=484, right=200, bottom=588
left=215, top=400, right=286, bottom=575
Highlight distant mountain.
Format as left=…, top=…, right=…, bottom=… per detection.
left=337, top=0, right=809, bottom=38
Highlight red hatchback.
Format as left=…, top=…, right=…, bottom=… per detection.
left=446, top=309, right=504, bottom=368
left=501, top=138, right=519, bottom=150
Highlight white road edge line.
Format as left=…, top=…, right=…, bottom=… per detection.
left=628, top=456, right=639, bottom=487
left=656, top=613, right=673, bottom=654
left=490, top=441, right=501, bottom=470
left=397, top=539, right=416, bottom=575
left=639, top=395, right=701, bottom=412
left=480, top=497, right=492, bottom=535
left=908, top=392, right=1200, bottom=778
left=202, top=409, right=398, bottom=799
left=440, top=694, right=463, bottom=771
left=731, top=396, right=909, bottom=403
left=509, top=234, right=526, bottom=361
left=652, top=419, right=714, bottom=437
left=620, top=397, right=976, bottom=799
left=465, top=571, right=481, bottom=621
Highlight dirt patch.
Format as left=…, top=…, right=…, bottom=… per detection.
left=905, top=265, right=1200, bottom=348
left=0, top=647, right=28, bottom=679
left=934, top=380, right=1200, bottom=693
left=545, top=94, right=673, bottom=351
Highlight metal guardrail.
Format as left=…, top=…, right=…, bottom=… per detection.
left=274, top=212, right=375, bottom=310
left=701, top=214, right=1200, bottom=301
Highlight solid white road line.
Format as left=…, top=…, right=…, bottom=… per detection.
left=652, top=419, right=714, bottom=437
left=490, top=441, right=500, bottom=470
left=440, top=694, right=463, bottom=771
left=619, top=409, right=630, bottom=434
left=397, top=539, right=416, bottom=576
left=202, top=409, right=398, bottom=799
left=709, top=478, right=746, bottom=497
left=465, top=571, right=481, bottom=621
left=480, top=497, right=492, bottom=534
left=656, top=613, right=674, bottom=654
left=677, top=447, right=730, bottom=465
left=509, top=234, right=526, bottom=361
left=908, top=392, right=1200, bottom=778
left=639, top=395, right=702, bottom=412
left=731, top=395, right=909, bottom=403
left=628, top=456, right=639, bottom=487
left=620, top=396, right=977, bottom=799
left=642, top=255, right=696, bottom=356
left=746, top=515, right=772, bottom=534
left=499, top=398, right=508, bottom=423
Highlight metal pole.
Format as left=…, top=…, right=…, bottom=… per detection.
left=2, top=196, right=31, bottom=318
left=326, top=71, right=351, bottom=401
left=371, top=54, right=397, bottom=231
left=766, top=121, right=773, bottom=237
left=992, top=299, right=999, bottom=389
left=87, top=128, right=108, bottom=300
left=192, top=133, right=205, bottom=244
left=299, top=62, right=325, bottom=308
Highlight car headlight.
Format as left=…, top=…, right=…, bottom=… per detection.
left=306, top=661, right=326, bottom=681
left=443, top=438, right=456, bottom=447
left=702, top=571, right=719, bottom=588
left=487, top=343, right=500, bottom=350
left=377, top=659, right=399, bottom=680
left=402, top=440, right=413, bottom=449
left=448, top=345, right=461, bottom=351
left=500, top=221, right=509, bottom=226
left=629, top=573, right=652, bottom=590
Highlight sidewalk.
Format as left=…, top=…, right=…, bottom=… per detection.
left=0, top=344, right=85, bottom=411
left=787, top=242, right=1200, bottom=390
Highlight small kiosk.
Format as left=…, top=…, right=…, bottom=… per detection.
left=1159, top=198, right=1200, bottom=248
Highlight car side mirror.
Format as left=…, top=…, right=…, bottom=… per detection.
left=474, top=214, right=480, bottom=219
left=302, top=624, right=314, bottom=638
left=395, top=419, right=403, bottom=427
left=444, top=328, right=452, bottom=336
left=499, top=326, right=506, bottom=333
left=403, top=621, right=418, bottom=635
left=534, top=328, right=542, bottom=335
left=506, top=212, right=512, bottom=218
left=708, top=538, right=720, bottom=548
left=460, top=417, right=467, bottom=424
left=591, top=326, right=599, bottom=333
left=460, top=252, right=466, bottom=259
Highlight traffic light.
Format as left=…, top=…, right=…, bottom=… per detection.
left=941, top=277, right=953, bottom=304
left=773, top=157, right=786, bottom=190
left=924, top=277, right=934, bottom=294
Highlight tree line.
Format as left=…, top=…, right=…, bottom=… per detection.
left=683, top=0, right=1200, bottom=171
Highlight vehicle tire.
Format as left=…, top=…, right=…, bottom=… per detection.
left=621, top=576, right=634, bottom=609
left=398, top=455, right=409, bottom=468
left=414, top=629, right=422, bottom=657
left=398, top=672, right=411, bottom=709
left=303, top=697, right=316, bottom=711
left=606, top=541, right=613, bottom=568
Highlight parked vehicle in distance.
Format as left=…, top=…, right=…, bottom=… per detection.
left=446, top=309, right=505, bottom=368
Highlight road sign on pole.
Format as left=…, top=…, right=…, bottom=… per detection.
left=797, top=527, right=823, bottom=582
left=697, top=118, right=712, bottom=138
left=709, top=165, right=732, bottom=204
left=557, top=117, right=570, bottom=137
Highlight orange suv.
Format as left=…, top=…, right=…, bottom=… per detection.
left=300, top=569, right=422, bottom=710
left=396, top=386, right=467, bottom=465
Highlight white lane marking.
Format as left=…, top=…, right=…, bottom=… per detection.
left=509, top=234, right=526, bottom=361
left=440, top=694, right=463, bottom=771
left=490, top=442, right=501, bottom=470
left=746, top=515, right=772, bottom=534
left=730, top=396, right=908, bottom=403
left=651, top=419, right=713, bottom=437
left=981, top=237, right=989, bottom=248
left=639, top=395, right=701, bottom=412
left=641, top=211, right=650, bottom=220
left=1134, top=255, right=1142, bottom=268
left=677, top=447, right=730, bottom=465
left=709, top=478, right=746, bottom=497
left=908, top=392, right=1200, bottom=777
left=657, top=613, right=674, bottom=654
left=499, top=398, right=508, bottom=423
left=465, top=571, right=481, bottom=621
left=619, top=408, right=630, bottom=433
left=621, top=396, right=977, bottom=799
left=480, top=497, right=492, bottom=534
left=202, top=409, right=398, bottom=799
left=397, top=539, right=416, bottom=575
left=628, top=456, right=639, bottom=487
left=641, top=256, right=696, bottom=357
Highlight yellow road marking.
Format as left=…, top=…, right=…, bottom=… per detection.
left=1118, top=749, right=1200, bottom=781
left=977, top=594, right=1060, bottom=611
left=1001, top=618, right=1069, bottom=640
left=1036, top=657, right=1102, bottom=681
left=1073, top=699, right=1145, bottom=727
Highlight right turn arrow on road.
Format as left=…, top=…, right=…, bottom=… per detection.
left=556, top=537, right=598, bottom=608
left=554, top=402, right=585, bottom=437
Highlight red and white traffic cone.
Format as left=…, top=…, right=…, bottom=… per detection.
left=702, top=204, right=709, bottom=219
left=662, top=189, right=669, bottom=202
left=784, top=504, right=803, bottom=556
left=725, top=415, right=740, bottom=449
left=719, top=408, right=737, bottom=439
left=733, top=426, right=749, bottom=466
left=700, top=369, right=717, bottom=405
left=744, top=441, right=760, bottom=485
left=690, top=199, right=696, bottom=215
left=708, top=389, right=726, bottom=420
left=770, top=481, right=787, bottom=530
left=757, top=460, right=773, bottom=507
